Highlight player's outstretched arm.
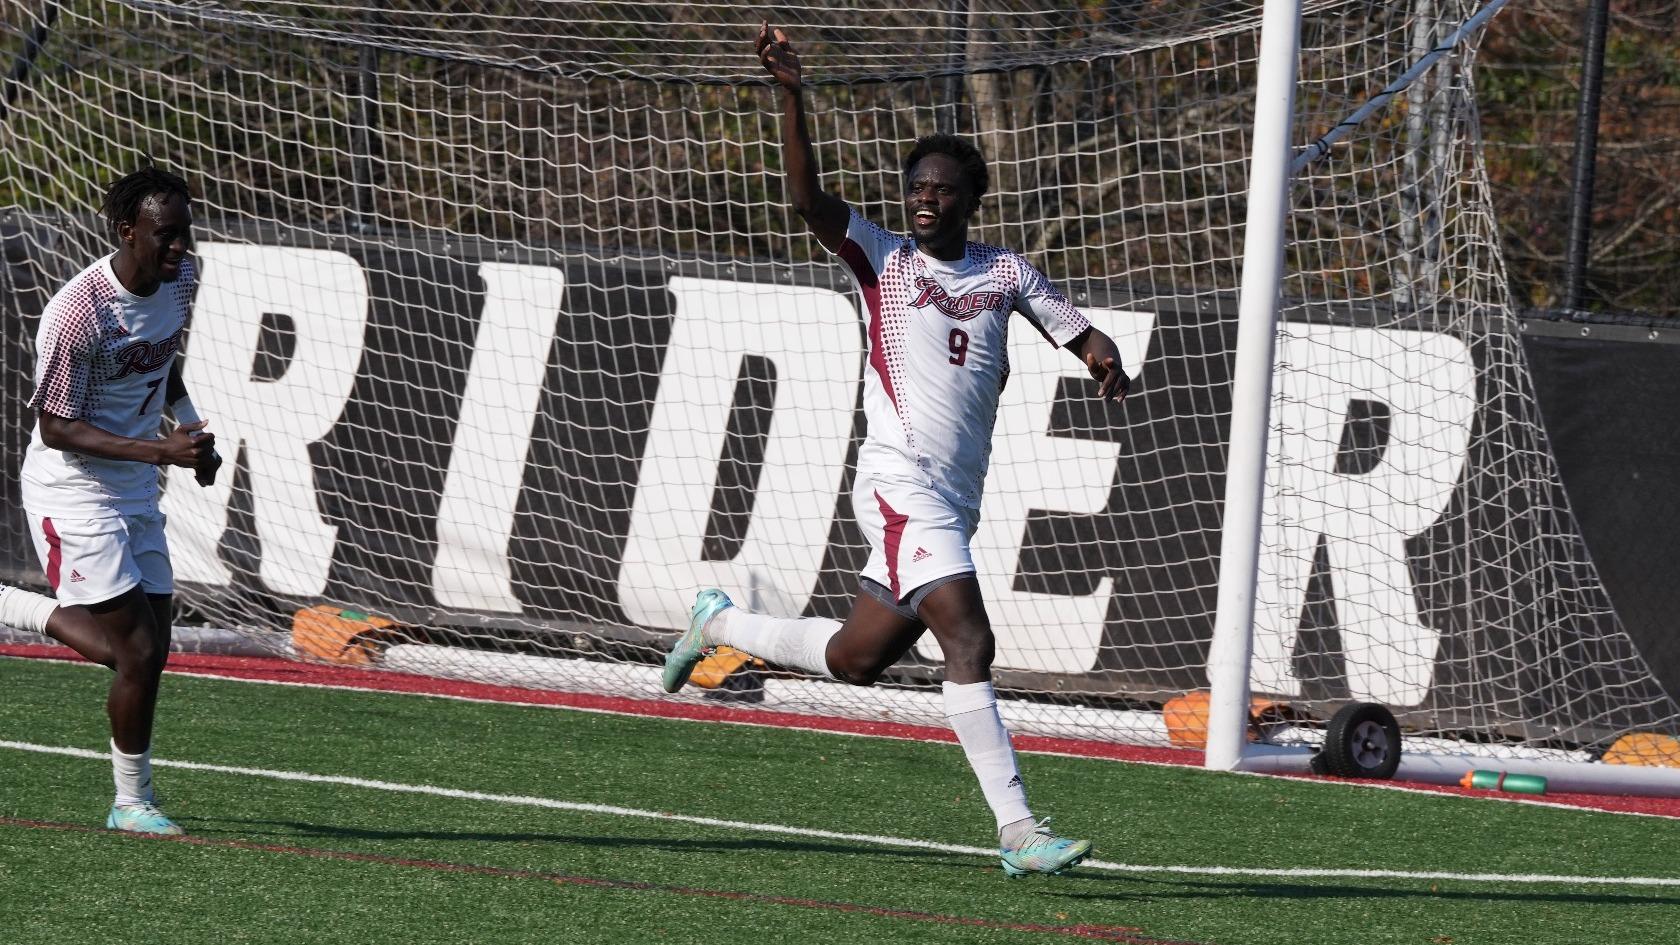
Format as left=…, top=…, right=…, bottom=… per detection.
left=1071, top=327, right=1131, bottom=404
left=756, top=21, right=847, bottom=252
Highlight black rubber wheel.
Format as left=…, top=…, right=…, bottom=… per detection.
left=1317, top=702, right=1401, bottom=779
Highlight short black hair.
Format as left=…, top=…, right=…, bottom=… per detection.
left=901, top=133, right=989, bottom=207
left=101, top=164, right=191, bottom=239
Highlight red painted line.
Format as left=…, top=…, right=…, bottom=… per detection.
left=8, top=643, right=1680, bottom=819
left=0, top=817, right=1202, bottom=944
left=0, top=643, right=1196, bottom=766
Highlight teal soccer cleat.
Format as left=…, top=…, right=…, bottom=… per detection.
left=106, top=802, right=185, bottom=836
left=999, top=819, right=1091, bottom=877
left=661, top=589, right=734, bottom=693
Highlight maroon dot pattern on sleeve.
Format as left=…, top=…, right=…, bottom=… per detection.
left=28, top=267, right=117, bottom=420
left=172, top=258, right=197, bottom=314
left=1012, top=252, right=1090, bottom=345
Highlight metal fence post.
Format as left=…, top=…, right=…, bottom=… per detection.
left=1563, top=0, right=1610, bottom=316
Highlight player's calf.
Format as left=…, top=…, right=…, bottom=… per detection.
left=0, top=583, right=57, bottom=636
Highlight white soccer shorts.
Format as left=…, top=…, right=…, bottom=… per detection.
left=854, top=476, right=980, bottom=604
left=26, top=511, right=173, bottom=605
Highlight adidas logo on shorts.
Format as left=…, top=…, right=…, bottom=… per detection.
left=68, top=569, right=86, bottom=583
left=912, top=547, right=932, bottom=562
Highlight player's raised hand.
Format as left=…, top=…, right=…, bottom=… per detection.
left=158, top=419, right=214, bottom=469
left=1085, top=352, right=1131, bottom=404
left=175, top=418, right=222, bottom=486
left=756, top=21, right=802, bottom=90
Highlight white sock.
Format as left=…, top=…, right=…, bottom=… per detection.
left=944, top=680, right=1032, bottom=836
left=999, top=816, right=1038, bottom=849
left=0, top=584, right=57, bottom=634
left=707, top=609, right=838, bottom=678
left=111, top=740, right=156, bottom=807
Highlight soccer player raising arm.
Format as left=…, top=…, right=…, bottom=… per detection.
left=662, top=22, right=1131, bottom=877
left=0, top=166, right=219, bottom=835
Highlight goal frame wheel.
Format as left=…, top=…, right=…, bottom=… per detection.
left=1317, top=702, right=1402, bottom=779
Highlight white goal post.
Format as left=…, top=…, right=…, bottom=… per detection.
left=1208, top=0, right=1680, bottom=794
left=2, top=1, right=1678, bottom=791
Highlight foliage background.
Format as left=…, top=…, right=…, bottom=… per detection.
left=2, top=1, right=1674, bottom=315
left=1479, top=1, right=1680, bottom=317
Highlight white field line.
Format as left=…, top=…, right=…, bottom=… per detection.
left=4, top=739, right=1679, bottom=889
left=7, top=653, right=1680, bottom=822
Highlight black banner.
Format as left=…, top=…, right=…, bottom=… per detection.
left=2, top=214, right=1672, bottom=744
left=1522, top=319, right=1680, bottom=701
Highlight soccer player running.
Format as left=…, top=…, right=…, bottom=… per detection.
left=0, top=166, right=219, bottom=835
left=663, top=23, right=1131, bottom=877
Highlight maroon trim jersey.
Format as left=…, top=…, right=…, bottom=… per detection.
left=834, top=208, right=1090, bottom=509
left=21, top=253, right=196, bottom=517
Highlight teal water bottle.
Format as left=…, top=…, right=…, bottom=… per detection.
left=1459, top=770, right=1548, bottom=794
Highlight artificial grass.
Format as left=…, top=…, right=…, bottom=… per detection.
left=3, top=656, right=1677, bottom=945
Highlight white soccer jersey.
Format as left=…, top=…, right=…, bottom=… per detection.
left=21, top=254, right=196, bottom=518
left=834, top=209, right=1091, bottom=509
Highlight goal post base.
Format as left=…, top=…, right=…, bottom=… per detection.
left=1229, top=742, right=1680, bottom=797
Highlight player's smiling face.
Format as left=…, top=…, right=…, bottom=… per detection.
left=904, top=154, right=974, bottom=258
left=120, top=192, right=194, bottom=290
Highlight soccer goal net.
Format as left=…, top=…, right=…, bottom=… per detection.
left=3, top=1, right=1676, bottom=785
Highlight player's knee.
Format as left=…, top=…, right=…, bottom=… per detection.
left=945, top=625, right=995, bottom=661
left=113, top=633, right=166, bottom=677
left=939, top=633, right=995, bottom=680
left=832, top=666, right=884, bottom=688
left=828, top=653, right=886, bottom=688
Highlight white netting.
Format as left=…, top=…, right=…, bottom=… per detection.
left=119, top=0, right=1339, bottom=82
left=2, top=0, right=1674, bottom=759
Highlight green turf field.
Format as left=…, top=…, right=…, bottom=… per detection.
left=3, top=655, right=1678, bottom=944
